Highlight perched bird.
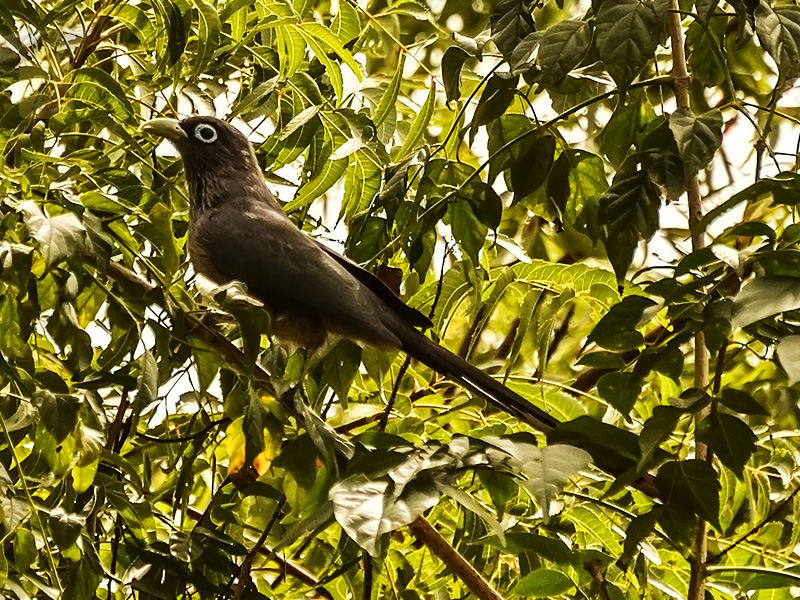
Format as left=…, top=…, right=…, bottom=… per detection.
left=141, top=116, right=559, bottom=432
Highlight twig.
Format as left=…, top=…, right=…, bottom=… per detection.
left=408, top=517, right=505, bottom=600
left=708, top=482, right=800, bottom=564
left=586, top=561, right=611, bottom=600
left=362, top=555, right=374, bottom=600
left=135, top=417, right=231, bottom=444
left=231, top=498, right=286, bottom=599
left=378, top=357, right=410, bottom=431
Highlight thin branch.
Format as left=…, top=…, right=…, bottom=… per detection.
left=708, top=481, right=800, bottom=565
left=667, top=4, right=710, bottom=600
left=586, top=562, right=611, bottom=600
left=408, top=517, right=505, bottom=600
left=231, top=498, right=287, bottom=599
left=135, top=417, right=231, bottom=444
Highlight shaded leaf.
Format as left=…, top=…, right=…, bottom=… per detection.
left=755, top=4, right=800, bottom=78
left=655, top=460, right=721, bottom=530
left=515, top=569, right=575, bottom=597
left=490, top=0, right=535, bottom=63
left=731, top=277, right=800, bottom=328
left=20, top=201, right=86, bottom=268
left=539, top=20, right=591, bottom=85
left=698, top=413, right=756, bottom=478
left=442, top=46, right=471, bottom=104
left=598, top=169, right=661, bottom=281
left=668, top=107, right=723, bottom=177
left=595, top=0, right=661, bottom=88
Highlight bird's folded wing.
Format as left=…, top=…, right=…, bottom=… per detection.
left=198, top=201, right=403, bottom=347
left=313, top=241, right=432, bottom=330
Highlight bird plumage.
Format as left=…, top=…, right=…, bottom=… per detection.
left=141, top=116, right=559, bottom=432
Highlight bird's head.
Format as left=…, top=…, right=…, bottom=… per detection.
left=141, top=116, right=269, bottom=211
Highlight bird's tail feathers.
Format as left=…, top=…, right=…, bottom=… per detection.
left=395, top=327, right=559, bottom=432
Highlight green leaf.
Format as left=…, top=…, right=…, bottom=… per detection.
left=668, top=107, right=723, bottom=178
left=163, top=0, right=190, bottom=68
left=484, top=438, right=592, bottom=521
left=588, top=295, right=657, bottom=351
left=622, top=509, right=660, bottom=563
left=442, top=45, right=471, bottom=104
left=330, top=475, right=439, bottom=557
left=515, top=569, right=575, bottom=597
left=471, top=74, right=518, bottom=141
left=597, top=372, right=642, bottom=416
left=719, top=388, right=768, bottom=416
left=276, top=24, right=306, bottom=80
left=509, top=134, right=556, bottom=202
left=564, top=150, right=608, bottom=241
left=656, top=460, right=721, bottom=530
left=503, top=532, right=574, bottom=564
left=755, top=4, right=800, bottom=78
left=577, top=351, right=626, bottom=369
left=777, top=335, right=800, bottom=383
left=19, top=201, right=86, bottom=268
left=598, top=169, right=661, bottom=281
left=637, top=406, right=682, bottom=471
left=373, top=54, right=405, bottom=127
left=69, top=66, right=135, bottom=122
left=14, top=528, right=36, bottom=572
left=599, top=93, right=653, bottom=167
left=696, top=0, right=719, bottom=23
left=49, top=508, right=85, bottom=550
left=395, top=80, right=436, bottom=160
left=340, top=149, right=382, bottom=221
left=385, top=1, right=429, bottom=19
left=646, top=149, right=686, bottom=200
left=192, top=0, right=221, bottom=78
left=243, top=389, right=266, bottom=466
left=296, top=22, right=362, bottom=83
left=448, top=199, right=487, bottom=264
left=731, top=277, right=800, bottom=328
left=539, top=20, right=591, bottom=85
left=490, top=0, right=535, bottom=62
left=459, top=181, right=503, bottom=230
left=595, top=0, right=661, bottom=88
left=316, top=340, right=361, bottom=403
left=487, top=114, right=540, bottom=184
left=278, top=105, right=322, bottom=141
left=132, top=351, right=158, bottom=417
left=33, top=390, right=79, bottom=443
left=698, top=413, right=756, bottom=478
left=331, top=1, right=361, bottom=44
left=112, top=3, right=156, bottom=44
left=169, top=531, right=203, bottom=563
left=687, top=18, right=726, bottom=86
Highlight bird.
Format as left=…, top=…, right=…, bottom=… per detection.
left=140, top=116, right=559, bottom=433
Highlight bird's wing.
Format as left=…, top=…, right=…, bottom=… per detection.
left=313, top=241, right=432, bottom=330
left=195, top=200, right=403, bottom=347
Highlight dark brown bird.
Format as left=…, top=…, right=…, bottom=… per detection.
left=141, top=116, right=558, bottom=432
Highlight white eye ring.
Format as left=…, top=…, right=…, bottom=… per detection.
left=194, top=123, right=218, bottom=143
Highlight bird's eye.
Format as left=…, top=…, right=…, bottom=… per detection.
left=194, top=123, right=218, bottom=143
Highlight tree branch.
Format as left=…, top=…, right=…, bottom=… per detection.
left=667, top=4, right=710, bottom=599
left=408, top=517, right=505, bottom=600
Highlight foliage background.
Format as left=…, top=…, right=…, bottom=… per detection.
left=2, top=0, right=800, bottom=598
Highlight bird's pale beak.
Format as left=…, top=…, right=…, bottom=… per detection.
left=140, top=118, right=188, bottom=141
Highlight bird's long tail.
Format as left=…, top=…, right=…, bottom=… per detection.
left=395, top=326, right=559, bottom=432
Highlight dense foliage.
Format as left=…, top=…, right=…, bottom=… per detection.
left=2, top=0, right=800, bottom=598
